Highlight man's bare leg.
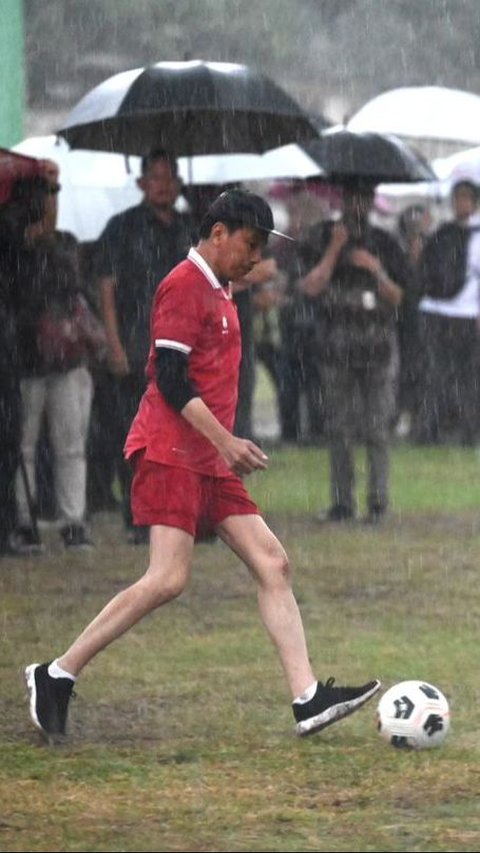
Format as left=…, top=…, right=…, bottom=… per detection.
left=217, top=513, right=315, bottom=699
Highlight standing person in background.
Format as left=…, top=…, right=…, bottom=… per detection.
left=25, top=189, right=380, bottom=742
left=414, top=179, right=480, bottom=446
left=298, top=181, right=409, bottom=523
left=0, top=172, right=49, bottom=556
left=12, top=161, right=96, bottom=552
left=94, top=149, right=196, bottom=544
left=394, top=203, right=433, bottom=439
left=232, top=253, right=283, bottom=442
left=273, top=184, right=333, bottom=444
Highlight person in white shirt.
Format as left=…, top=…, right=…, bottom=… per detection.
left=414, top=179, right=480, bottom=445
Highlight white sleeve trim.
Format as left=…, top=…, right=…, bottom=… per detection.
left=154, top=338, right=192, bottom=355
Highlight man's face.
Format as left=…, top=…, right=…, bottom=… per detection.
left=452, top=184, right=477, bottom=222
left=214, top=225, right=266, bottom=281
left=342, top=186, right=374, bottom=231
left=137, top=159, right=179, bottom=210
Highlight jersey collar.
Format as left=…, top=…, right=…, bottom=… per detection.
left=188, top=247, right=232, bottom=299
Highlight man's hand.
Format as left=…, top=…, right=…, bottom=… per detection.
left=349, top=247, right=381, bottom=274
left=219, top=435, right=269, bottom=476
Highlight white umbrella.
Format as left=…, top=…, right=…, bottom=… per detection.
left=12, top=135, right=321, bottom=240
left=432, top=145, right=480, bottom=186
left=347, top=86, right=480, bottom=147
left=177, top=143, right=321, bottom=185
left=12, top=135, right=142, bottom=241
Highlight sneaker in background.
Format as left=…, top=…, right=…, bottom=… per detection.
left=293, top=677, right=381, bottom=736
left=60, top=524, right=94, bottom=551
left=318, top=504, right=355, bottom=523
left=10, top=526, right=45, bottom=554
left=25, top=662, right=75, bottom=738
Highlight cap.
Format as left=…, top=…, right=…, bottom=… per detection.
left=205, top=188, right=294, bottom=240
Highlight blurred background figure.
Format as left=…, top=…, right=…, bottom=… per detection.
left=394, top=203, right=433, bottom=439
left=0, top=167, right=50, bottom=556
left=272, top=181, right=338, bottom=444
left=93, top=149, right=196, bottom=544
left=12, top=160, right=98, bottom=553
left=414, top=178, right=480, bottom=446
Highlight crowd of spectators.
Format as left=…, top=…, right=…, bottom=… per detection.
left=1, top=148, right=479, bottom=556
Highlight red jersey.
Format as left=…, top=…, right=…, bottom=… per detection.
left=124, top=248, right=241, bottom=476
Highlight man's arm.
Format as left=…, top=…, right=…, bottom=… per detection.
left=349, top=248, right=404, bottom=307
left=98, top=274, right=130, bottom=375
left=181, top=397, right=268, bottom=475
left=299, top=222, right=348, bottom=297
left=155, top=346, right=267, bottom=475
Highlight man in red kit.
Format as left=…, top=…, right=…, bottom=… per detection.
left=25, top=189, right=380, bottom=742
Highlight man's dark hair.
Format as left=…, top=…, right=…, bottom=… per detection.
left=0, top=175, right=50, bottom=242
left=451, top=179, right=479, bottom=204
left=141, top=148, right=178, bottom=177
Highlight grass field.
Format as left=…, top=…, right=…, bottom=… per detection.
left=1, top=443, right=480, bottom=852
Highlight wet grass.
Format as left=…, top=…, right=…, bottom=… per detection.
left=1, top=444, right=480, bottom=851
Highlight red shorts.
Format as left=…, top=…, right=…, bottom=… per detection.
left=130, top=452, right=260, bottom=538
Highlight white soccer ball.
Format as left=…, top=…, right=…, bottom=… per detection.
left=376, top=680, right=450, bottom=749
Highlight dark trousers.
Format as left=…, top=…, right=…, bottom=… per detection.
left=414, top=313, right=480, bottom=445
left=89, top=369, right=146, bottom=529
left=320, top=353, right=398, bottom=513
left=0, top=381, right=21, bottom=551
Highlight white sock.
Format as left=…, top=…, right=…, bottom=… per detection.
left=293, top=680, right=318, bottom=705
left=48, top=659, right=76, bottom=682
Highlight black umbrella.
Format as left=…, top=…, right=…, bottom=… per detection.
left=57, top=60, right=319, bottom=158
left=302, top=127, right=437, bottom=184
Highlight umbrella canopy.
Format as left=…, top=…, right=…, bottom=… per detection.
left=177, top=143, right=322, bottom=185
left=12, top=135, right=322, bottom=241
left=57, top=59, right=319, bottom=157
left=13, top=135, right=143, bottom=241
left=347, top=86, right=480, bottom=148
left=302, top=127, right=436, bottom=185
left=432, top=144, right=480, bottom=186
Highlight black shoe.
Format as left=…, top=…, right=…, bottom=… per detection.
left=364, top=504, right=387, bottom=525
left=126, top=526, right=150, bottom=546
left=293, top=677, right=381, bottom=736
left=25, top=662, right=75, bottom=737
left=60, top=524, right=94, bottom=551
left=318, top=504, right=354, bottom=523
left=10, top=526, right=45, bottom=554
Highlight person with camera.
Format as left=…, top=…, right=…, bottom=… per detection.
left=298, top=180, right=409, bottom=523
left=11, top=160, right=97, bottom=553
left=0, top=166, right=50, bottom=556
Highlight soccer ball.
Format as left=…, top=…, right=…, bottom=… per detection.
left=376, top=680, right=450, bottom=749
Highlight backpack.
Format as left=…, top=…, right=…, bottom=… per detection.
left=36, top=292, right=107, bottom=372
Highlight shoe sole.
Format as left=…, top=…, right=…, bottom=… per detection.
left=25, top=663, right=43, bottom=733
left=295, top=679, right=381, bottom=737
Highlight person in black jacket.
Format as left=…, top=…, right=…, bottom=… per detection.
left=94, top=149, right=196, bottom=544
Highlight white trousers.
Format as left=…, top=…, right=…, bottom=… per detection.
left=16, top=366, right=93, bottom=527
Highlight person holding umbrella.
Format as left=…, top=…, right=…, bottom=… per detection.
left=25, top=189, right=380, bottom=742
left=298, top=179, right=410, bottom=523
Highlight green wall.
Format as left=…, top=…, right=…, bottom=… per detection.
left=0, top=0, right=25, bottom=146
